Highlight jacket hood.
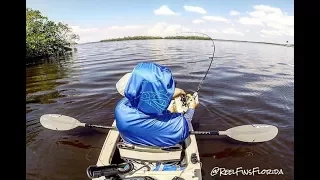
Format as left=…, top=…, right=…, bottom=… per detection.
left=124, top=62, right=175, bottom=116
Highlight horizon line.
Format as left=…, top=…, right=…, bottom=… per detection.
left=77, top=36, right=294, bottom=47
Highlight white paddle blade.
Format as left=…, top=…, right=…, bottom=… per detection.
left=40, top=114, right=85, bottom=131
left=225, top=124, right=278, bottom=143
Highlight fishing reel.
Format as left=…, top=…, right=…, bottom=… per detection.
left=180, top=93, right=195, bottom=107
left=168, top=92, right=198, bottom=113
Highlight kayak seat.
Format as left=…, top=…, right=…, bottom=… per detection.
left=117, top=142, right=183, bottom=163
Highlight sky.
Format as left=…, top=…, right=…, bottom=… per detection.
left=26, top=0, right=294, bottom=44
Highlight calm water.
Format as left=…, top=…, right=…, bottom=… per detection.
left=26, top=40, right=294, bottom=180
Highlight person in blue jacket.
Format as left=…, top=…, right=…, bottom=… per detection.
left=115, top=62, right=199, bottom=148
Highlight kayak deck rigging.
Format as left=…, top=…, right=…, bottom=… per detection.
left=92, top=121, right=202, bottom=180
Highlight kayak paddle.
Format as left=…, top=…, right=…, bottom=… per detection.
left=40, top=114, right=278, bottom=143
left=40, top=114, right=115, bottom=131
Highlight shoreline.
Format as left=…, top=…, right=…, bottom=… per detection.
left=81, top=36, right=293, bottom=47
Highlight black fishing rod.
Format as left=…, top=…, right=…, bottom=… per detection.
left=175, top=32, right=216, bottom=94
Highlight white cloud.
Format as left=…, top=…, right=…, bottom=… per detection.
left=192, top=19, right=205, bottom=24
left=72, top=23, right=192, bottom=43
left=147, top=22, right=190, bottom=36
left=249, top=10, right=266, bottom=18
left=261, top=29, right=282, bottom=36
left=222, top=28, right=244, bottom=36
left=202, top=16, right=229, bottom=23
left=200, top=29, right=219, bottom=34
left=230, top=10, right=240, bottom=16
left=184, top=5, right=206, bottom=14
left=239, top=17, right=264, bottom=26
left=260, top=28, right=293, bottom=37
left=208, top=29, right=219, bottom=33
left=70, top=26, right=98, bottom=33
left=110, top=25, right=144, bottom=29
left=248, top=10, right=293, bottom=26
left=70, top=25, right=146, bottom=43
left=238, top=4, right=293, bottom=38
left=287, top=29, right=294, bottom=36
left=254, top=5, right=282, bottom=15
left=266, top=22, right=287, bottom=30
left=200, top=29, right=219, bottom=36
left=154, top=5, right=179, bottom=16
left=70, top=26, right=100, bottom=43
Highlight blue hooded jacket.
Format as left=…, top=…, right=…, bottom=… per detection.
left=115, top=62, right=190, bottom=147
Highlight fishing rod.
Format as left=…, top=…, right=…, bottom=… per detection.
left=175, top=32, right=216, bottom=94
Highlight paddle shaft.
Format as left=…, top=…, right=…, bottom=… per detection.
left=190, top=131, right=220, bottom=135
left=85, top=124, right=116, bottom=129
left=84, top=123, right=221, bottom=135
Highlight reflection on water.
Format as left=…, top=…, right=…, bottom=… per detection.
left=26, top=40, right=293, bottom=180
left=56, top=140, right=92, bottom=149
left=26, top=55, right=74, bottom=108
left=202, top=147, right=257, bottom=159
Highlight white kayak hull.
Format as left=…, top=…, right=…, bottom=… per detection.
left=93, top=120, right=202, bottom=180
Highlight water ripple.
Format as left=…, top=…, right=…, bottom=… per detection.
left=26, top=40, right=294, bottom=180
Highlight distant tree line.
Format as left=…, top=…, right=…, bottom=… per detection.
left=100, top=35, right=293, bottom=47
left=100, top=36, right=211, bottom=42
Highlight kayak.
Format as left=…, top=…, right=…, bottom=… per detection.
left=91, top=96, right=202, bottom=180
left=92, top=120, right=202, bottom=180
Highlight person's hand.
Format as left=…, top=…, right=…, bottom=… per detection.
left=167, top=103, right=175, bottom=113
left=188, top=94, right=199, bottom=109
left=173, top=88, right=186, bottom=98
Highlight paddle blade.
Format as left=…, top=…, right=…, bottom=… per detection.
left=225, top=124, right=278, bottom=143
left=40, top=114, right=85, bottom=131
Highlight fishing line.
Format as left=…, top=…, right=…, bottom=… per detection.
left=175, top=32, right=216, bottom=94
left=86, top=148, right=93, bottom=161
left=85, top=146, right=105, bottom=165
